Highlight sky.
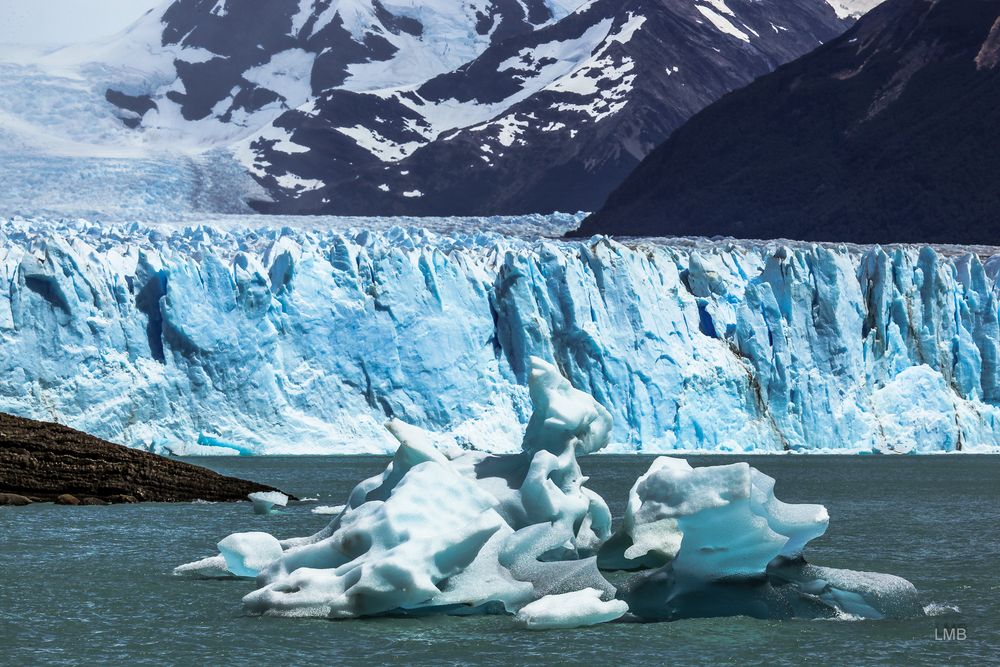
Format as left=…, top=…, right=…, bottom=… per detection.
left=0, top=0, right=162, bottom=46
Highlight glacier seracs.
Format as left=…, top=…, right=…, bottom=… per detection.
left=177, top=359, right=924, bottom=625
left=1, top=216, right=998, bottom=454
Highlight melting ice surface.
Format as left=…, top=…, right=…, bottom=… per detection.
left=176, top=359, right=924, bottom=627
left=2, top=215, right=998, bottom=455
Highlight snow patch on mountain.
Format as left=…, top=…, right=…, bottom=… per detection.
left=696, top=5, right=751, bottom=42
left=826, top=0, right=885, bottom=19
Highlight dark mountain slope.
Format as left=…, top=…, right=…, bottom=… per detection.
left=576, top=0, right=1000, bottom=244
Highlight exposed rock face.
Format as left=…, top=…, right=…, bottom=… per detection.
left=0, top=413, right=282, bottom=503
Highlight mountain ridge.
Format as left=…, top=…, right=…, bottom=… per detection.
left=575, top=0, right=1000, bottom=244
left=9, top=0, right=856, bottom=217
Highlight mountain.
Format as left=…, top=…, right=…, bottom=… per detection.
left=91, top=0, right=855, bottom=216
left=576, top=0, right=1000, bottom=244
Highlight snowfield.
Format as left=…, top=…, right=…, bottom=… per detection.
left=1, top=215, right=997, bottom=455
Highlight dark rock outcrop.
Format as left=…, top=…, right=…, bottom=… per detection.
left=0, top=492, right=32, bottom=506
left=0, top=413, right=283, bottom=503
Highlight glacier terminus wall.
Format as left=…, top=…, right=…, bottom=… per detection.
left=1, top=217, right=998, bottom=454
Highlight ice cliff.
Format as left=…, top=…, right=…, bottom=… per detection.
left=1, top=216, right=997, bottom=454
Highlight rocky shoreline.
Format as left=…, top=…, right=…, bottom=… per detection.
left=0, top=413, right=284, bottom=505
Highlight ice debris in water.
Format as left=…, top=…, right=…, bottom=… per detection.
left=177, top=358, right=925, bottom=626
left=311, top=505, right=346, bottom=515
left=248, top=491, right=288, bottom=515
left=515, top=589, right=629, bottom=630
left=174, top=532, right=284, bottom=579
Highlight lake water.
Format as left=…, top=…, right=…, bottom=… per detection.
left=1, top=455, right=997, bottom=666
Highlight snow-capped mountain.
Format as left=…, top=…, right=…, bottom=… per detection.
left=80, top=0, right=858, bottom=216
left=577, top=0, right=1000, bottom=243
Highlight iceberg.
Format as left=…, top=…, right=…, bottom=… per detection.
left=598, top=457, right=829, bottom=576
left=1, top=217, right=997, bottom=454
left=248, top=491, right=288, bottom=515
left=240, top=358, right=617, bottom=618
left=177, top=360, right=925, bottom=624
left=608, top=457, right=920, bottom=621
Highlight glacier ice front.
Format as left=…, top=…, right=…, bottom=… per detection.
left=0, top=218, right=1000, bottom=454
left=177, top=360, right=925, bottom=626
left=1, top=217, right=998, bottom=455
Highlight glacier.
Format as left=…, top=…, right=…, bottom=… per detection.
left=176, top=358, right=923, bottom=625
left=1, top=215, right=998, bottom=454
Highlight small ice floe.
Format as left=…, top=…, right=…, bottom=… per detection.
left=173, top=555, right=230, bottom=578
left=248, top=491, right=288, bottom=515
left=218, top=532, right=283, bottom=578
left=924, top=602, right=961, bottom=616
left=174, top=532, right=283, bottom=579
left=515, top=589, right=628, bottom=630
left=311, top=505, right=346, bottom=515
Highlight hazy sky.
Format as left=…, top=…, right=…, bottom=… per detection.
left=0, top=0, right=163, bottom=46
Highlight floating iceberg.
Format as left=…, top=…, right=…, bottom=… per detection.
left=241, top=358, right=617, bottom=618
left=598, top=457, right=828, bottom=576
left=248, top=491, right=288, bottom=515
left=177, top=359, right=926, bottom=625
left=608, top=458, right=920, bottom=621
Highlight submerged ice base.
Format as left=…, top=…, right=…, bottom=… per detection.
left=2, top=218, right=998, bottom=455
left=177, top=359, right=927, bottom=627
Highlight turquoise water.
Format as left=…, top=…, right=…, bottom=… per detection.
left=1, top=455, right=997, bottom=666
